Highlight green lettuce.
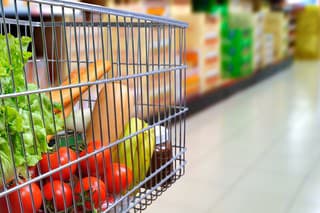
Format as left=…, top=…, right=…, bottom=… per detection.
left=0, top=34, right=63, bottom=185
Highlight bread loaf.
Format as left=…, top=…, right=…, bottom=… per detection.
left=86, top=83, right=134, bottom=145
left=52, top=60, right=111, bottom=113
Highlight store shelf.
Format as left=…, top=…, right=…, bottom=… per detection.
left=187, top=57, right=293, bottom=116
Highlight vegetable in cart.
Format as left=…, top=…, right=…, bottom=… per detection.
left=114, top=118, right=156, bottom=188
left=0, top=34, right=63, bottom=187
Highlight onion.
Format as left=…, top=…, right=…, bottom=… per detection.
left=65, top=108, right=91, bottom=132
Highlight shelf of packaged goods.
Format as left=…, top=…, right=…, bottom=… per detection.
left=187, top=57, right=293, bottom=116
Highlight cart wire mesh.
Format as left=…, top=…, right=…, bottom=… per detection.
left=0, top=0, right=187, bottom=212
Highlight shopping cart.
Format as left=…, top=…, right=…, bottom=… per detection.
left=0, top=0, right=187, bottom=212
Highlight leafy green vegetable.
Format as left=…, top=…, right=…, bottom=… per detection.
left=0, top=34, right=63, bottom=186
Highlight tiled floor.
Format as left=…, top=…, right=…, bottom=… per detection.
left=146, top=61, right=320, bottom=213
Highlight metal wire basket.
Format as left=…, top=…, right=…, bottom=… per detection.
left=0, top=0, right=187, bottom=212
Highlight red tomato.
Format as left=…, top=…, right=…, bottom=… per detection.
left=43, top=180, right=73, bottom=211
left=40, top=147, right=77, bottom=180
left=74, top=177, right=107, bottom=210
left=106, top=163, right=133, bottom=194
left=80, top=141, right=112, bottom=177
left=0, top=197, right=8, bottom=213
left=28, top=165, right=38, bottom=179
left=8, top=183, right=42, bottom=213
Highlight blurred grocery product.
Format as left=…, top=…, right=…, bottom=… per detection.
left=192, top=0, right=216, bottom=13
left=172, top=13, right=204, bottom=98
left=284, top=5, right=299, bottom=57
left=221, top=11, right=254, bottom=78
left=295, top=5, right=320, bottom=59
left=253, top=10, right=266, bottom=69
left=262, top=34, right=275, bottom=66
left=264, top=11, right=289, bottom=62
left=173, top=12, right=221, bottom=96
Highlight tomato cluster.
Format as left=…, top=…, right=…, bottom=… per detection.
left=0, top=182, right=42, bottom=213
left=0, top=140, right=133, bottom=213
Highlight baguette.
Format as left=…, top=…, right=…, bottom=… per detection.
left=52, top=60, right=111, bottom=113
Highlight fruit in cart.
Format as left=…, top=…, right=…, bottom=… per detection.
left=106, top=163, right=133, bottom=194
left=79, top=140, right=112, bottom=177
left=8, top=183, right=42, bottom=213
left=114, top=118, right=156, bottom=187
left=0, top=196, right=9, bottom=213
left=27, top=165, right=38, bottom=179
left=86, top=83, right=134, bottom=146
left=135, top=126, right=156, bottom=186
left=0, top=34, right=63, bottom=188
left=113, top=118, right=144, bottom=173
left=39, top=147, right=77, bottom=180
left=74, top=176, right=107, bottom=211
left=43, top=180, right=73, bottom=211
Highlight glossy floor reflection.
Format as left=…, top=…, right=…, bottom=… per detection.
left=146, top=61, right=320, bottom=213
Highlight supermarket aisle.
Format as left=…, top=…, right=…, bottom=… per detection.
left=146, top=61, right=320, bottom=213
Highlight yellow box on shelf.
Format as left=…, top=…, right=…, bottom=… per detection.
left=264, top=11, right=289, bottom=62
left=295, top=5, right=320, bottom=59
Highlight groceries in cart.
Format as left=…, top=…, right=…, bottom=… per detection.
left=0, top=33, right=175, bottom=212
left=0, top=0, right=188, bottom=210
